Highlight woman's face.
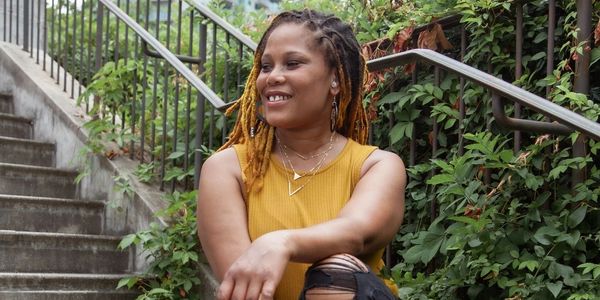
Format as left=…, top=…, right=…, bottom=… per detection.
left=256, top=23, right=339, bottom=131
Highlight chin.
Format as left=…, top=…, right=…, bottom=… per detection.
left=264, top=114, right=289, bottom=128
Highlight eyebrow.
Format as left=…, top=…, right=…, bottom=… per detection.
left=261, top=50, right=309, bottom=60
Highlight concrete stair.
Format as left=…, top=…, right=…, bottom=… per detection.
left=0, top=112, right=33, bottom=139
left=0, top=163, right=78, bottom=198
left=0, top=136, right=55, bottom=167
left=0, top=195, right=104, bottom=234
left=0, top=291, right=139, bottom=300
left=0, top=93, right=138, bottom=298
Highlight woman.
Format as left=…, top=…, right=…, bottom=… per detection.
left=197, top=9, right=406, bottom=300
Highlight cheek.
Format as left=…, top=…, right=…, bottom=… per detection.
left=255, top=74, right=267, bottom=92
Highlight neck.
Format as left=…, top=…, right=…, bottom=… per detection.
left=275, top=128, right=337, bottom=157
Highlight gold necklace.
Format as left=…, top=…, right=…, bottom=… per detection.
left=275, top=132, right=336, bottom=180
left=281, top=132, right=336, bottom=160
left=276, top=133, right=336, bottom=196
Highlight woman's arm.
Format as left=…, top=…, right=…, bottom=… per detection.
left=196, top=148, right=251, bottom=281
left=286, top=149, right=406, bottom=262
left=218, top=149, right=406, bottom=299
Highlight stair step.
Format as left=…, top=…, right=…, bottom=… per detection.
left=0, top=230, right=131, bottom=273
left=0, top=113, right=32, bottom=139
left=0, top=163, right=78, bottom=198
left=0, top=94, right=12, bottom=114
left=0, top=194, right=104, bottom=234
left=0, top=291, right=139, bottom=300
left=0, top=136, right=55, bottom=167
left=0, top=272, right=137, bottom=291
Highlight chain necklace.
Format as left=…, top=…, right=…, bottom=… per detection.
left=276, top=132, right=337, bottom=196
left=280, top=132, right=336, bottom=160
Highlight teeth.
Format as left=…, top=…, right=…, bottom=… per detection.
left=268, top=95, right=290, bottom=102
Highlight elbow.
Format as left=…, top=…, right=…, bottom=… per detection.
left=345, top=231, right=367, bottom=256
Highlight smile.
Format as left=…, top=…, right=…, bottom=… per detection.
left=267, top=95, right=291, bottom=102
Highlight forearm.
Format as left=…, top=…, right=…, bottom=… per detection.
left=283, top=216, right=373, bottom=264
left=283, top=152, right=406, bottom=264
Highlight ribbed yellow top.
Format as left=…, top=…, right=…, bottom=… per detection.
left=234, top=139, right=386, bottom=299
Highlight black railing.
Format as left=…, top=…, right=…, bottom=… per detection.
left=2, top=0, right=258, bottom=191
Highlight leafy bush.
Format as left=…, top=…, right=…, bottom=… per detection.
left=117, top=191, right=202, bottom=300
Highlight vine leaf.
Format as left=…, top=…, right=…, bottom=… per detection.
left=533, top=226, right=560, bottom=245
left=567, top=206, right=587, bottom=228
left=427, top=174, right=455, bottom=185
left=546, top=282, right=563, bottom=298
left=548, top=262, right=574, bottom=281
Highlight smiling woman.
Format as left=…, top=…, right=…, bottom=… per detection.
left=256, top=22, right=335, bottom=131
left=197, top=9, right=406, bottom=300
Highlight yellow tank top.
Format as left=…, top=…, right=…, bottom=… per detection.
left=234, top=139, right=387, bottom=299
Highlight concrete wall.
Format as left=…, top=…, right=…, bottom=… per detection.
left=0, top=41, right=166, bottom=272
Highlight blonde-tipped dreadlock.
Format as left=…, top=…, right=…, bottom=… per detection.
left=219, top=9, right=370, bottom=193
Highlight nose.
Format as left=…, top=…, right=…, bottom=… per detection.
left=266, top=66, right=285, bottom=86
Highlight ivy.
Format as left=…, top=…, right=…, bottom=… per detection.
left=46, top=0, right=600, bottom=298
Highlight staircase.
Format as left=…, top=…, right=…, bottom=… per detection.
left=0, top=93, right=138, bottom=299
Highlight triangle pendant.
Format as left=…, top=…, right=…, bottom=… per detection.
left=288, top=181, right=302, bottom=196
left=293, top=172, right=302, bottom=180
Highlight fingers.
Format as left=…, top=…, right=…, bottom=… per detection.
left=217, top=277, right=234, bottom=300
left=245, top=279, right=263, bottom=300
left=260, top=280, right=276, bottom=300
left=230, top=278, right=250, bottom=300
left=218, top=275, right=272, bottom=300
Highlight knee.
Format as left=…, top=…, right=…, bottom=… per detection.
left=300, top=254, right=368, bottom=299
left=310, top=253, right=369, bottom=273
left=300, top=254, right=396, bottom=300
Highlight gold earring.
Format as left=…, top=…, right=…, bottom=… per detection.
left=330, top=97, right=339, bottom=132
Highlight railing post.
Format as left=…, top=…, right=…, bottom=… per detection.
left=572, top=0, right=591, bottom=188
left=194, top=22, right=208, bottom=189
left=514, top=0, right=523, bottom=152
left=94, top=2, right=104, bottom=110
left=23, top=0, right=30, bottom=51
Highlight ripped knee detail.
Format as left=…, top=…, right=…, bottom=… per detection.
left=299, top=254, right=395, bottom=300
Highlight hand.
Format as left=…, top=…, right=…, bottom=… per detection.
left=217, top=230, right=292, bottom=300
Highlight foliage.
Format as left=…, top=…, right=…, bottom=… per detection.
left=359, top=0, right=600, bottom=299
left=46, top=0, right=600, bottom=298
left=117, top=191, right=202, bottom=300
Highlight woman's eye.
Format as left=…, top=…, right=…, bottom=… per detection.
left=287, top=61, right=300, bottom=67
left=260, top=64, right=272, bottom=72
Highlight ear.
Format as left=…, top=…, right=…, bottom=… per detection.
left=329, top=75, right=340, bottom=95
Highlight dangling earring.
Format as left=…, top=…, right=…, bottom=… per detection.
left=251, top=100, right=267, bottom=138
left=250, top=119, right=261, bottom=138
left=330, top=97, right=339, bottom=132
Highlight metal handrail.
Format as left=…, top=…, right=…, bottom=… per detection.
left=141, top=40, right=203, bottom=65
left=185, top=0, right=258, bottom=52
left=98, top=0, right=228, bottom=111
left=367, top=49, right=600, bottom=141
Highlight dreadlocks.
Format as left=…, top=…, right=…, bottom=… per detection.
left=220, top=9, right=370, bottom=193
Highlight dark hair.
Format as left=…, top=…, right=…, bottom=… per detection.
left=221, top=9, right=369, bottom=192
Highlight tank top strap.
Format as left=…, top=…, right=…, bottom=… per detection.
left=344, top=139, right=378, bottom=185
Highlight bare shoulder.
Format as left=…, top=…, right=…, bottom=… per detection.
left=360, top=149, right=405, bottom=178
left=199, top=147, right=244, bottom=192
left=201, top=147, right=241, bottom=176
